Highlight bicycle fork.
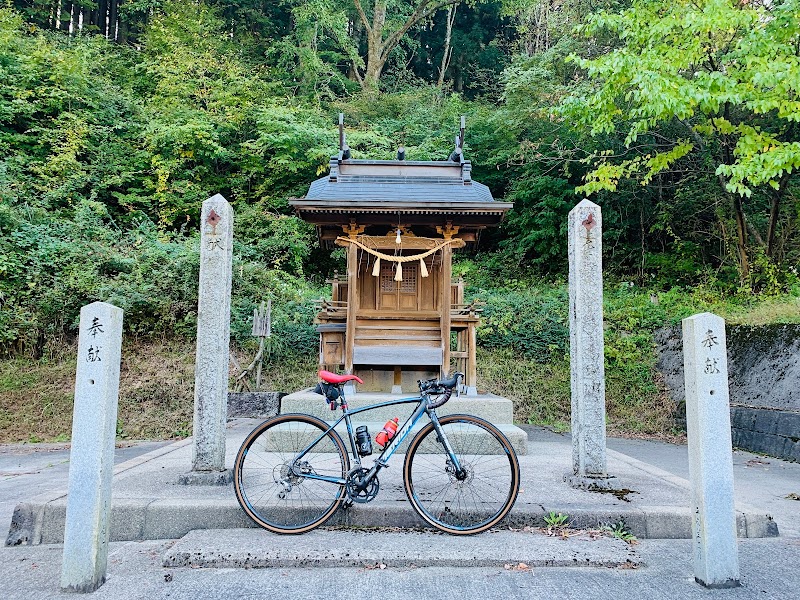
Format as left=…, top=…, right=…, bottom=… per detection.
left=428, top=411, right=468, bottom=480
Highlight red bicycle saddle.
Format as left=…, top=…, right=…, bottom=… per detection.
left=318, top=370, right=364, bottom=385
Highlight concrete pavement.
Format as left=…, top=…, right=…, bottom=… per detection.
left=2, top=538, right=800, bottom=600
left=1, top=425, right=798, bottom=599
left=5, top=420, right=780, bottom=546
left=0, top=440, right=172, bottom=535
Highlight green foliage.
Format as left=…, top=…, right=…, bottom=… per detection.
left=564, top=0, right=800, bottom=195
left=543, top=511, right=570, bottom=529
left=601, top=517, right=637, bottom=543
left=557, top=0, right=800, bottom=284
left=473, top=284, right=570, bottom=361
left=501, top=175, right=574, bottom=268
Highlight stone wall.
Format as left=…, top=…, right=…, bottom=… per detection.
left=655, top=324, right=800, bottom=462
left=227, top=392, right=283, bottom=419
left=730, top=407, right=800, bottom=462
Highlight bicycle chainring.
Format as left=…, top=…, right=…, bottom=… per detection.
left=345, top=468, right=379, bottom=503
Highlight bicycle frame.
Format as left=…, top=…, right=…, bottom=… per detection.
left=289, top=390, right=464, bottom=487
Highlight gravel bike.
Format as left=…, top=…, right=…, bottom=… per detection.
left=233, top=370, right=520, bottom=535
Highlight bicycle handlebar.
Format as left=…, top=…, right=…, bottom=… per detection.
left=419, top=372, right=463, bottom=409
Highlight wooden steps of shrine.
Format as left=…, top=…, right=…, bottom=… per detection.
left=352, top=346, right=443, bottom=366
left=353, top=318, right=443, bottom=363
left=357, top=325, right=440, bottom=331
left=355, top=335, right=441, bottom=341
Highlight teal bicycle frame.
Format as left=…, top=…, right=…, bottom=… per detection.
left=288, top=390, right=464, bottom=488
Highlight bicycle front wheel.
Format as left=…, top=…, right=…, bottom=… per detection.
left=403, top=414, right=520, bottom=534
left=234, top=414, right=350, bottom=534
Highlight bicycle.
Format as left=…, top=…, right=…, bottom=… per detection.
left=233, top=370, right=520, bottom=535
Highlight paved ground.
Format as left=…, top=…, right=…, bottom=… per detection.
left=0, top=440, right=171, bottom=532
left=5, top=419, right=779, bottom=545
left=1, top=426, right=798, bottom=599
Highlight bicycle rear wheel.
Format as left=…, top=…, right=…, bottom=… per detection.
left=234, top=414, right=350, bottom=534
left=403, top=414, right=520, bottom=534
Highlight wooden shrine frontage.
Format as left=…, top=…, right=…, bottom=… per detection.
left=290, top=122, right=511, bottom=394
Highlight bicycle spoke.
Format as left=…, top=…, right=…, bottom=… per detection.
left=234, top=415, right=349, bottom=534
left=404, top=416, right=519, bottom=534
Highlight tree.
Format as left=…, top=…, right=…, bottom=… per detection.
left=561, top=0, right=800, bottom=283
left=351, top=0, right=464, bottom=88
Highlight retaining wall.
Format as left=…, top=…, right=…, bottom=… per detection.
left=656, top=324, right=800, bottom=462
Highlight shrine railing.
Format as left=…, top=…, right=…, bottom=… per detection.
left=314, top=298, right=484, bottom=321
left=450, top=300, right=485, bottom=319
left=314, top=299, right=348, bottom=320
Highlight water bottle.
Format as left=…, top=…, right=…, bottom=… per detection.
left=375, top=418, right=399, bottom=448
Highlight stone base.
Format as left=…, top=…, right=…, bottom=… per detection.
left=696, top=578, right=741, bottom=589
left=227, top=392, right=282, bottom=419
left=61, top=578, right=105, bottom=594
left=565, top=473, right=621, bottom=491
left=178, top=469, right=233, bottom=486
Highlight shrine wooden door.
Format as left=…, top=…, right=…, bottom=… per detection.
left=378, top=262, right=418, bottom=311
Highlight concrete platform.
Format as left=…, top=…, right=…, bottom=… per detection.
left=5, top=419, right=779, bottom=547
left=163, top=528, right=642, bottom=569
left=280, top=389, right=528, bottom=454
left=261, top=420, right=528, bottom=455
left=281, top=390, right=515, bottom=423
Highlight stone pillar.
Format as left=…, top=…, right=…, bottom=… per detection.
left=61, top=302, right=123, bottom=593
left=683, top=312, right=740, bottom=588
left=181, top=194, right=234, bottom=485
left=568, top=199, right=608, bottom=482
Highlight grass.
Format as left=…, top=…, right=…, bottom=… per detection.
left=1, top=282, right=797, bottom=444
left=477, top=348, right=571, bottom=431
left=0, top=339, right=320, bottom=444
left=0, top=340, right=196, bottom=444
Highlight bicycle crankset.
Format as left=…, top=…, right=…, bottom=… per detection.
left=345, top=468, right=379, bottom=503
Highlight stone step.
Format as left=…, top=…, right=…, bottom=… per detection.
left=257, top=420, right=528, bottom=456
left=281, top=390, right=514, bottom=424
left=163, top=528, right=642, bottom=569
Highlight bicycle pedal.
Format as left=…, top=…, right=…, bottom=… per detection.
left=341, top=499, right=354, bottom=510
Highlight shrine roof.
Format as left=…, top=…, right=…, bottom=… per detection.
left=290, top=158, right=509, bottom=213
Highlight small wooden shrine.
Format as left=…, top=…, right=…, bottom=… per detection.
left=290, top=118, right=512, bottom=393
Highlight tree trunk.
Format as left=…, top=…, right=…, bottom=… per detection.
left=108, top=0, right=118, bottom=40
left=766, top=175, right=790, bottom=259
left=732, top=193, right=749, bottom=283
left=437, top=3, right=457, bottom=87
left=362, top=1, right=388, bottom=88
left=58, top=1, right=70, bottom=30
left=98, top=0, right=107, bottom=36
left=118, top=11, right=129, bottom=44
left=355, top=0, right=458, bottom=88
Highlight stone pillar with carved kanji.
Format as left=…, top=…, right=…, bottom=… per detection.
left=180, top=194, right=234, bottom=485
left=567, top=199, right=611, bottom=486
left=683, top=312, right=740, bottom=588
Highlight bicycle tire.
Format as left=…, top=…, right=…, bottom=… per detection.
left=234, top=414, right=350, bottom=534
left=403, top=414, right=520, bottom=534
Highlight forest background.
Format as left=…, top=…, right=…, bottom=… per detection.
left=1, top=0, right=798, bottom=443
